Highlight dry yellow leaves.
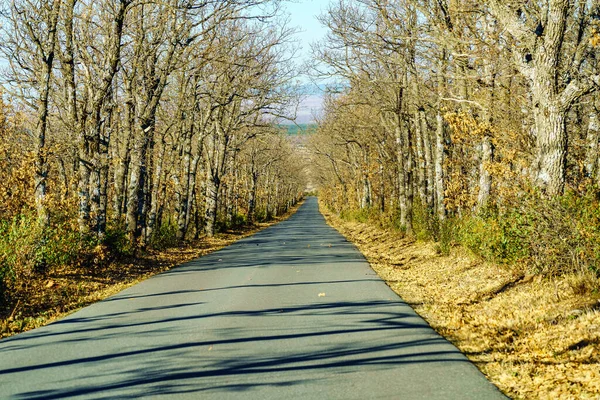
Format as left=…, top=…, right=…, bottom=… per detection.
left=322, top=203, right=600, bottom=400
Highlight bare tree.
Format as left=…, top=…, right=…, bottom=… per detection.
left=488, top=0, right=600, bottom=194
left=1, top=0, right=62, bottom=227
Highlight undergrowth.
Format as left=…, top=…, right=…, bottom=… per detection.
left=147, top=221, right=178, bottom=251
left=332, top=188, right=600, bottom=286
left=0, top=214, right=95, bottom=308
left=457, top=189, right=600, bottom=277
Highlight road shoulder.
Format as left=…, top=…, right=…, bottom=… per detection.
left=1, top=201, right=304, bottom=340
left=320, top=202, right=600, bottom=400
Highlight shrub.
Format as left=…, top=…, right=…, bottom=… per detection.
left=326, top=186, right=600, bottom=281
left=0, top=215, right=45, bottom=282
left=412, top=200, right=440, bottom=241
left=339, top=207, right=379, bottom=224
left=0, top=213, right=95, bottom=305
left=230, top=213, right=246, bottom=228
left=459, top=209, right=531, bottom=265
left=148, top=221, right=178, bottom=250
left=436, top=218, right=459, bottom=256
left=216, top=213, right=247, bottom=231
left=456, top=188, right=600, bottom=277
left=520, top=189, right=600, bottom=276
left=104, top=225, right=134, bottom=256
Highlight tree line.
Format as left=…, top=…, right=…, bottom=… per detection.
left=310, top=0, right=600, bottom=274
left=0, top=0, right=306, bottom=253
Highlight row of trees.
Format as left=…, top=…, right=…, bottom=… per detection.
left=0, top=0, right=306, bottom=249
left=310, top=0, right=600, bottom=236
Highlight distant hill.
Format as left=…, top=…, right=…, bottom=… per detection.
left=281, top=124, right=317, bottom=135
left=296, top=83, right=348, bottom=95
left=291, top=83, right=348, bottom=125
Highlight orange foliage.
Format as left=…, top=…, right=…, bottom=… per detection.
left=591, top=25, right=600, bottom=47
left=0, top=97, right=34, bottom=220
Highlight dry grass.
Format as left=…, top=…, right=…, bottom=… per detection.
left=321, top=203, right=600, bottom=400
left=0, top=202, right=303, bottom=340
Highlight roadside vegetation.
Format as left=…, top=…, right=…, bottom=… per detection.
left=0, top=1, right=306, bottom=337
left=309, top=0, right=600, bottom=316
left=0, top=202, right=303, bottom=340
left=322, top=206, right=599, bottom=399
left=309, top=1, right=600, bottom=399
left=1, top=0, right=599, bottom=396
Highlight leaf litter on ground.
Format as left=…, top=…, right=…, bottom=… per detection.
left=320, top=202, right=600, bottom=400
left=0, top=201, right=304, bottom=339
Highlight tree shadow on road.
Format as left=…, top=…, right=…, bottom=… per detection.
left=2, top=299, right=472, bottom=399
left=0, top=199, right=490, bottom=399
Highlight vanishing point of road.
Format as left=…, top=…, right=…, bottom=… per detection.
left=0, top=197, right=507, bottom=399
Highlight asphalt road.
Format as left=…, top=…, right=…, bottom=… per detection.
left=0, top=197, right=507, bottom=399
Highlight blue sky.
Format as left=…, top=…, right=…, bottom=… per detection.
left=283, top=1, right=330, bottom=123
left=284, top=0, right=329, bottom=63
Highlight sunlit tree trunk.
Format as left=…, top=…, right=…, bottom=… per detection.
left=434, top=57, right=447, bottom=222
left=585, top=107, right=599, bottom=180
left=477, top=61, right=496, bottom=212
left=147, top=133, right=168, bottom=242
left=126, top=120, right=152, bottom=244
left=488, top=0, right=599, bottom=195
left=6, top=0, right=62, bottom=227
left=204, top=172, right=220, bottom=237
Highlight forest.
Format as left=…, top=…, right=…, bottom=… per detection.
left=310, top=0, right=600, bottom=281
left=308, top=3, right=600, bottom=396
left=0, top=0, right=307, bottom=327
left=0, top=0, right=599, bottom=395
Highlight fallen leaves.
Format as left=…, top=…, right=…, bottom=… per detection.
left=321, top=202, right=600, bottom=400
left=1, top=201, right=305, bottom=339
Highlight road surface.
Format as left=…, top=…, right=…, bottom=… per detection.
left=0, top=197, right=507, bottom=399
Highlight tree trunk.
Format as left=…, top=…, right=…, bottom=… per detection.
left=112, top=140, right=130, bottom=220
left=225, top=154, right=237, bottom=226
left=477, top=62, right=496, bottom=212
left=477, top=135, right=494, bottom=211
left=32, top=0, right=61, bottom=228
left=361, top=147, right=371, bottom=209
left=90, top=104, right=112, bottom=237
left=379, top=164, right=385, bottom=212
left=186, top=157, right=200, bottom=234
left=533, top=101, right=568, bottom=195
left=204, top=173, right=219, bottom=237
left=395, top=123, right=408, bottom=228
left=434, top=58, right=447, bottom=221
left=585, top=109, right=599, bottom=179
left=88, top=139, right=102, bottom=236
left=418, top=108, right=434, bottom=209
left=78, top=140, right=91, bottom=233
left=193, top=190, right=202, bottom=240
left=415, top=111, right=427, bottom=207
left=34, top=58, right=52, bottom=228
left=488, top=0, right=573, bottom=196
left=175, top=130, right=192, bottom=241
left=247, top=171, right=258, bottom=224
left=82, top=107, right=113, bottom=239
left=126, top=123, right=151, bottom=244
left=147, top=134, right=167, bottom=242
left=273, top=180, right=279, bottom=218
left=404, top=120, right=415, bottom=236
